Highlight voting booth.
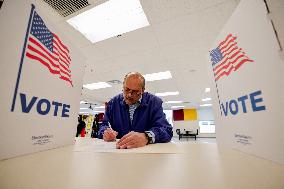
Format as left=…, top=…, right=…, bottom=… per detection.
left=209, top=0, right=284, bottom=164
left=0, top=1, right=85, bottom=159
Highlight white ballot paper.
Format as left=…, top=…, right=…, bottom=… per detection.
left=73, top=138, right=186, bottom=154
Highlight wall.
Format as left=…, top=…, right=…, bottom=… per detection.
left=197, top=107, right=216, bottom=138
left=171, top=107, right=216, bottom=138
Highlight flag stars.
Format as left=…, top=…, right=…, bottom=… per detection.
left=29, top=12, right=58, bottom=53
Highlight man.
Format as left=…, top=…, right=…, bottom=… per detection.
left=98, top=72, right=173, bottom=149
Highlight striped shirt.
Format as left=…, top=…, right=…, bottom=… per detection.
left=128, top=97, right=142, bottom=124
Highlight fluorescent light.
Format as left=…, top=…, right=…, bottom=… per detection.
left=92, top=111, right=105, bottom=113
left=143, top=71, right=172, bottom=82
left=94, top=106, right=105, bottom=109
left=202, top=98, right=212, bottom=102
left=155, top=91, right=179, bottom=97
left=200, top=104, right=212, bottom=107
left=79, top=110, right=104, bottom=114
left=79, top=112, right=90, bottom=114
left=165, top=101, right=183, bottom=104
left=205, top=88, right=210, bottom=92
left=67, top=0, right=150, bottom=43
left=83, top=82, right=111, bottom=90
left=171, top=105, right=185, bottom=109
left=80, top=101, right=87, bottom=104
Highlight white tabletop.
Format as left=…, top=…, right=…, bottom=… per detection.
left=0, top=138, right=284, bottom=189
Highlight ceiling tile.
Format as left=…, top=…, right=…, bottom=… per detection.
left=141, top=0, right=232, bottom=24
left=152, top=1, right=239, bottom=46
left=93, top=26, right=159, bottom=58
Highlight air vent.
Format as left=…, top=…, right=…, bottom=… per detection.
left=42, top=0, right=90, bottom=17
left=107, top=80, right=122, bottom=85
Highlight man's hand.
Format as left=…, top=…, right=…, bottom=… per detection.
left=116, top=131, right=148, bottom=149
left=103, top=128, right=118, bottom=141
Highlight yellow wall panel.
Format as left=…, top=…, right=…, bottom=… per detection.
left=184, top=109, right=197, bottom=120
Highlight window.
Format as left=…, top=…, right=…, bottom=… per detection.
left=199, top=121, right=215, bottom=133
left=163, top=110, right=173, bottom=126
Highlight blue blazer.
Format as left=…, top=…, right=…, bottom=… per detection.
left=98, top=92, right=173, bottom=143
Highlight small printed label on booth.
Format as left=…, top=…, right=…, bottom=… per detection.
left=234, top=134, right=252, bottom=145
left=32, top=135, right=54, bottom=145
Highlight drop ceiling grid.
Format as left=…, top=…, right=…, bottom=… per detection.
left=92, top=26, right=160, bottom=58
left=83, top=45, right=111, bottom=62
left=82, top=0, right=239, bottom=82
left=150, top=1, right=239, bottom=48
left=77, top=0, right=241, bottom=106
left=83, top=47, right=166, bottom=81
left=82, top=85, right=121, bottom=103
left=140, top=0, right=233, bottom=25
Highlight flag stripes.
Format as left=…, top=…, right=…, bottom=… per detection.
left=26, top=35, right=72, bottom=85
left=25, top=11, right=73, bottom=86
left=210, top=34, right=253, bottom=81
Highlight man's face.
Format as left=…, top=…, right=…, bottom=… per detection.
left=123, top=77, right=144, bottom=105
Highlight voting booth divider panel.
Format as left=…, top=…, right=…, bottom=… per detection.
left=209, top=0, right=284, bottom=164
left=0, top=1, right=85, bottom=160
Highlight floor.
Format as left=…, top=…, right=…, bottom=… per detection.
left=171, top=136, right=217, bottom=144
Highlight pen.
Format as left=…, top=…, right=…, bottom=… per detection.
left=107, top=122, right=117, bottom=141
left=108, top=122, right=113, bottom=130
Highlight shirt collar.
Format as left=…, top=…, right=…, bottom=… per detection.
left=137, top=95, right=142, bottom=104
left=120, top=93, right=149, bottom=107
left=127, top=95, right=142, bottom=106
left=121, top=93, right=143, bottom=106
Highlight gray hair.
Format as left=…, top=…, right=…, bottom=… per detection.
left=123, top=72, right=145, bottom=89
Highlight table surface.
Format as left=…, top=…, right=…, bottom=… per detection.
left=0, top=138, right=284, bottom=189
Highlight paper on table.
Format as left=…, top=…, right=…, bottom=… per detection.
left=73, top=138, right=186, bottom=154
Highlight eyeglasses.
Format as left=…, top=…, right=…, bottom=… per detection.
left=123, top=87, right=142, bottom=96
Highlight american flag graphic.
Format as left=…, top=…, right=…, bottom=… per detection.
left=210, top=34, right=253, bottom=81
left=26, top=11, right=73, bottom=86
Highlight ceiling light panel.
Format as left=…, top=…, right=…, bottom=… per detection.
left=83, top=82, right=111, bottom=90
left=155, top=91, right=179, bottom=97
left=94, top=106, right=105, bottom=109
left=67, top=0, right=150, bottom=43
left=202, top=98, right=212, bottom=102
left=79, top=108, right=89, bottom=110
left=200, top=104, right=212, bottom=107
left=143, top=71, right=172, bottom=82
left=165, top=101, right=183, bottom=104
